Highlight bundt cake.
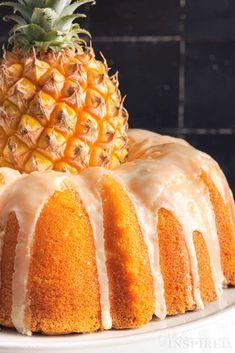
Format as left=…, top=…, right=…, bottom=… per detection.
left=0, top=128, right=234, bottom=335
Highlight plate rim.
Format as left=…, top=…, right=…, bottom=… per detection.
left=0, top=290, right=235, bottom=350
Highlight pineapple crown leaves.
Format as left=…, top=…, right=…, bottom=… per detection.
left=0, top=0, right=96, bottom=52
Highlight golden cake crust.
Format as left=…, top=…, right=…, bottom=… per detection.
left=0, top=129, right=234, bottom=335
left=28, top=189, right=101, bottom=335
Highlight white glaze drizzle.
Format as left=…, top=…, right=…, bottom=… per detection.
left=0, top=129, right=232, bottom=334
left=127, top=130, right=225, bottom=298
left=205, top=159, right=235, bottom=238
left=109, top=167, right=167, bottom=319
left=66, top=172, right=112, bottom=330
left=0, top=169, right=112, bottom=333
left=0, top=172, right=67, bottom=335
left=115, top=160, right=206, bottom=310
left=0, top=168, right=22, bottom=291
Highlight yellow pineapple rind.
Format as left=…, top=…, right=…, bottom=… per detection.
left=0, top=48, right=128, bottom=174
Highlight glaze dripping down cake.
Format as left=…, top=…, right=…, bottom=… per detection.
left=0, top=129, right=234, bottom=335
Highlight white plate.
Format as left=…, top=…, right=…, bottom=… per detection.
left=0, top=288, right=235, bottom=353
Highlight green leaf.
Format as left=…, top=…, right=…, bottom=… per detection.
left=16, top=0, right=26, bottom=5
left=1, top=0, right=93, bottom=52
left=0, top=2, right=31, bottom=21
left=76, top=27, right=91, bottom=38
left=25, top=0, right=46, bottom=7
left=43, top=30, right=59, bottom=42
left=15, top=23, right=47, bottom=41
left=9, top=33, right=26, bottom=46
left=9, top=22, right=29, bottom=38
left=54, top=13, right=86, bottom=31
left=3, top=15, right=27, bottom=25
left=31, top=8, right=57, bottom=31
left=46, top=0, right=70, bottom=16
left=63, top=0, right=95, bottom=16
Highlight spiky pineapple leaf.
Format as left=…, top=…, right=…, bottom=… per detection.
left=63, top=0, right=95, bottom=16
left=0, top=2, right=31, bottom=21
left=3, top=15, right=27, bottom=26
left=46, top=0, right=71, bottom=16
left=9, top=23, right=47, bottom=50
left=25, top=0, right=46, bottom=8
left=31, top=8, right=57, bottom=31
left=1, top=0, right=95, bottom=52
left=15, top=0, right=25, bottom=5
left=54, top=14, right=86, bottom=31
left=76, top=27, right=92, bottom=39
left=14, top=24, right=46, bottom=40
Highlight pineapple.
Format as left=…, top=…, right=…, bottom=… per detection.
left=0, top=0, right=128, bottom=174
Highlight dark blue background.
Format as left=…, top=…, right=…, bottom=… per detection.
left=0, top=0, right=234, bottom=192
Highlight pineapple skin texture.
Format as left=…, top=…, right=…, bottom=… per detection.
left=0, top=49, right=128, bottom=174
